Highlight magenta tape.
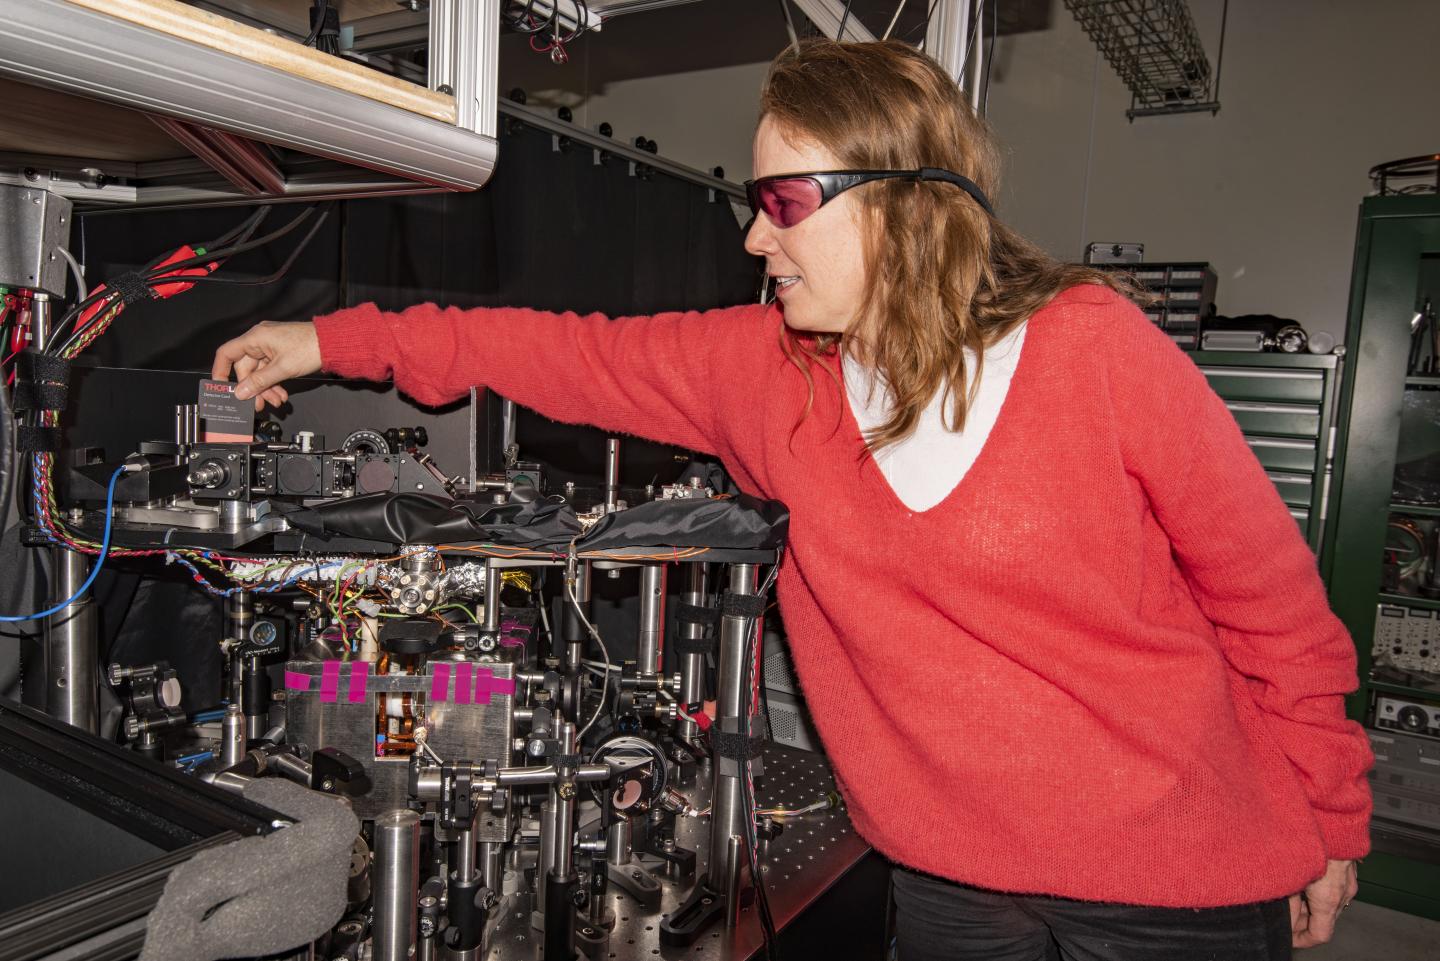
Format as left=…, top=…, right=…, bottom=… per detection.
left=431, top=663, right=451, bottom=702
left=473, top=669, right=516, bottom=705
left=348, top=661, right=369, bottom=703
left=319, top=660, right=341, bottom=702
left=455, top=663, right=473, bottom=705
left=283, top=670, right=313, bottom=692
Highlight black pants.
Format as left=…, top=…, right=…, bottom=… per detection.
left=891, top=868, right=1292, bottom=961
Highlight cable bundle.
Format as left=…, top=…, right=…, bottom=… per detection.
left=1, top=205, right=330, bottom=621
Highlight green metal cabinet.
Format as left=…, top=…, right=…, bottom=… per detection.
left=1188, top=351, right=1340, bottom=554
left=1325, top=195, right=1440, bottom=920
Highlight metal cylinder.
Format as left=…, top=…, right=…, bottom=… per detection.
left=174, top=405, right=188, bottom=447
left=44, top=547, right=98, bottom=733
left=482, top=565, right=502, bottom=633
left=455, top=825, right=476, bottom=883
left=243, top=656, right=268, bottom=741
left=30, top=293, right=51, bottom=350
left=636, top=564, right=666, bottom=677
left=538, top=798, right=558, bottom=916
left=225, top=592, right=252, bottom=741
left=561, top=562, right=591, bottom=670
left=219, top=703, right=246, bottom=767
left=606, top=815, right=633, bottom=868
left=219, top=499, right=246, bottom=530
left=373, top=809, right=422, bottom=961
left=677, top=563, right=709, bottom=741
left=708, top=563, right=756, bottom=885
left=603, top=437, right=620, bottom=511
left=481, top=841, right=504, bottom=893
left=553, top=721, right=577, bottom=881
left=725, top=834, right=744, bottom=929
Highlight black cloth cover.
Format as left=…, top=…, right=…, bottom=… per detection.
left=271, top=493, right=787, bottom=552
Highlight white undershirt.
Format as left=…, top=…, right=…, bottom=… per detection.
left=842, top=323, right=1027, bottom=512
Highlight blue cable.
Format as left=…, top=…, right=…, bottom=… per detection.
left=191, top=709, right=227, bottom=723
left=0, top=465, right=126, bottom=623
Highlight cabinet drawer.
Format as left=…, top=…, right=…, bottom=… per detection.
left=1267, top=470, right=1315, bottom=508
left=1246, top=436, right=1320, bottom=473
left=1200, top=366, right=1326, bottom=404
left=1290, top=507, right=1310, bottom=540
left=1225, top=401, right=1322, bottom=438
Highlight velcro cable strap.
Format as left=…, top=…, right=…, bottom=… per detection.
left=17, top=425, right=62, bottom=452
left=552, top=753, right=581, bottom=768
left=672, top=635, right=717, bottom=656
left=720, top=593, right=767, bottom=618
left=711, top=731, right=763, bottom=762
left=15, top=352, right=70, bottom=383
left=675, top=603, right=719, bottom=628
left=10, top=380, right=68, bottom=412
left=110, top=270, right=158, bottom=306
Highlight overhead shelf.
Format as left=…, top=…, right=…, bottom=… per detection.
left=0, top=0, right=501, bottom=208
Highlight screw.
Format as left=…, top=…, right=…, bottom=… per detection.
left=23, top=167, right=38, bottom=181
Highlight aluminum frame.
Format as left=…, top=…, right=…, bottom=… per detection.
left=0, top=0, right=499, bottom=198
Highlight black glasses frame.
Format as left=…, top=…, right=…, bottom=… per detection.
left=744, top=167, right=994, bottom=225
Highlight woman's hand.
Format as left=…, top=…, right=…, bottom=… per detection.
left=1289, top=858, right=1358, bottom=948
left=211, top=321, right=322, bottom=412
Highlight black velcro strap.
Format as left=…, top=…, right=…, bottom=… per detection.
left=552, top=753, right=581, bottom=768
left=720, top=593, right=767, bottom=618
left=14, top=352, right=70, bottom=383
left=711, top=731, right=764, bottom=762
left=110, top=270, right=158, bottom=305
left=11, top=380, right=68, bottom=412
left=17, top=425, right=62, bottom=452
left=675, top=602, right=719, bottom=628
left=672, top=635, right=717, bottom=656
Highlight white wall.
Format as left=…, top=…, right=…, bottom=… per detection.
left=987, top=0, right=1440, bottom=339
left=502, top=45, right=770, bottom=187
left=507, top=0, right=1440, bottom=339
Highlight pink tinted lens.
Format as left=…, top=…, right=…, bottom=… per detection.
left=758, top=177, right=822, bottom=228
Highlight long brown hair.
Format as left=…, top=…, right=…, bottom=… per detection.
left=760, top=39, right=1127, bottom=451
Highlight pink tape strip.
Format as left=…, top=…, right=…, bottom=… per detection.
left=348, top=661, right=369, bottom=703
left=431, top=663, right=451, bottom=702
left=319, top=660, right=342, bottom=702
left=283, top=671, right=313, bottom=692
left=473, top=669, right=516, bottom=705
left=455, top=663, right=473, bottom=705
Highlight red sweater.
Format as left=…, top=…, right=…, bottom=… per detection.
left=315, top=285, right=1373, bottom=907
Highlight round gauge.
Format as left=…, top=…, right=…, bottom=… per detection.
left=342, top=428, right=392, bottom=455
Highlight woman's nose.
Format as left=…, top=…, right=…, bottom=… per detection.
left=744, top=213, right=776, bottom=257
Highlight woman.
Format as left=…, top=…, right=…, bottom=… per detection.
left=214, top=40, right=1370, bottom=961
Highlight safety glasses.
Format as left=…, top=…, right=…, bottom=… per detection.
left=744, top=167, right=994, bottom=229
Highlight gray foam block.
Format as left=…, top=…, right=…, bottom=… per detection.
left=138, top=779, right=360, bottom=961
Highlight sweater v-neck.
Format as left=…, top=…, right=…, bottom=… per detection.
left=832, top=315, right=1041, bottom=518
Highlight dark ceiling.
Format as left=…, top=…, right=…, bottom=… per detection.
left=499, top=0, right=1054, bottom=92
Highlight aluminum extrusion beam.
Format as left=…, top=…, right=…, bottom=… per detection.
left=926, top=0, right=981, bottom=98
left=792, top=0, right=877, bottom=41
left=0, top=0, right=497, bottom=191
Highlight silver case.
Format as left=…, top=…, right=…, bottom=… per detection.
left=285, top=657, right=515, bottom=836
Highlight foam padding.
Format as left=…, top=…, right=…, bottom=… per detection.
left=138, top=779, right=360, bottom=961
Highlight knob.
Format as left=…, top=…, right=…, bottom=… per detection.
left=1397, top=705, right=1429, bottom=732
left=187, top=461, right=228, bottom=488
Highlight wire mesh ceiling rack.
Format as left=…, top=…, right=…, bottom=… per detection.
left=1062, top=0, right=1224, bottom=119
